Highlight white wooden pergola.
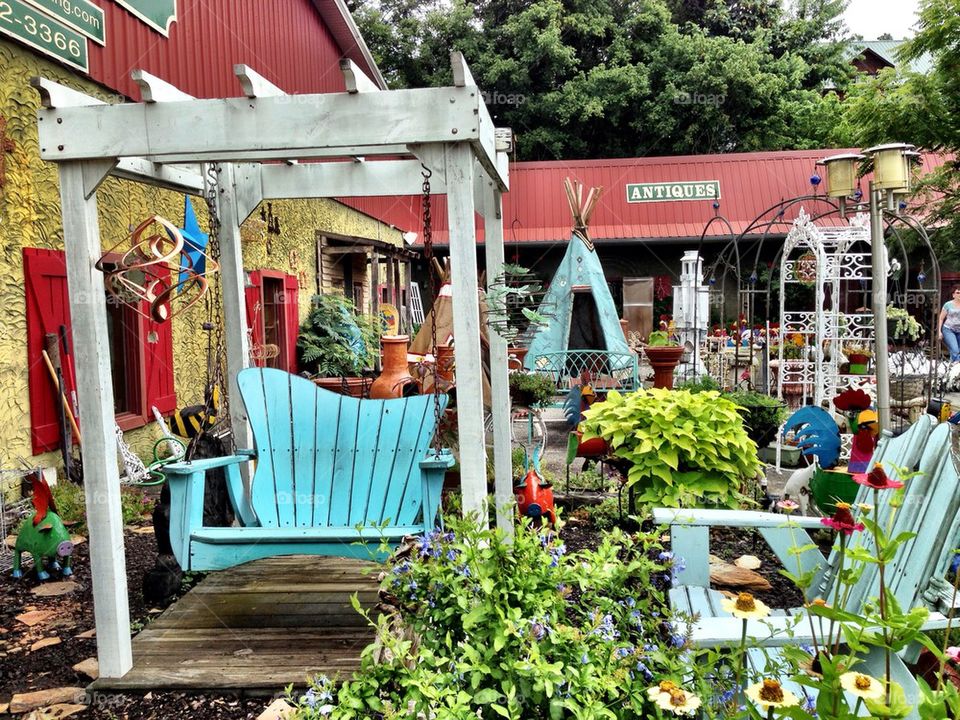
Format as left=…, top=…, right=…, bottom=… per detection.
left=32, top=52, right=513, bottom=680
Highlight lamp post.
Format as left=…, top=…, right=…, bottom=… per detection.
left=863, top=143, right=917, bottom=431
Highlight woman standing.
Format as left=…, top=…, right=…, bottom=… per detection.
left=939, top=286, right=960, bottom=361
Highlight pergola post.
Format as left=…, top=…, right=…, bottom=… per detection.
left=443, top=143, right=488, bottom=523
left=58, top=160, right=133, bottom=678
left=482, top=186, right=513, bottom=535
left=216, top=163, right=252, bottom=452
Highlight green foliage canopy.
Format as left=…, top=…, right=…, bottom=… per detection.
left=350, top=0, right=850, bottom=160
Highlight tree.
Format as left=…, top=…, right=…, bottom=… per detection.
left=351, top=0, right=848, bottom=160
left=836, top=0, right=960, bottom=267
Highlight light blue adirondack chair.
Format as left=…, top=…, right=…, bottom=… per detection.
left=164, top=368, right=454, bottom=571
left=653, top=416, right=959, bottom=716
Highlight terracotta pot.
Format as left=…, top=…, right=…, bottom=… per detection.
left=313, top=376, right=370, bottom=398
left=370, top=335, right=414, bottom=399
left=643, top=346, right=684, bottom=389
left=507, top=346, right=529, bottom=370
left=436, top=345, right=456, bottom=382
left=620, top=318, right=630, bottom=339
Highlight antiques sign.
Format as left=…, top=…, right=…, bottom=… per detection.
left=626, top=180, right=721, bottom=203
left=113, top=0, right=176, bottom=36
left=0, top=0, right=89, bottom=71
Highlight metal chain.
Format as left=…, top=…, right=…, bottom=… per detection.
left=422, top=164, right=442, bottom=454
left=187, top=163, right=231, bottom=458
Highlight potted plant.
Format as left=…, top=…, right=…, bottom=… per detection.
left=580, top=388, right=762, bottom=509
left=642, top=331, right=684, bottom=389
left=843, top=342, right=873, bottom=375
left=508, top=371, right=556, bottom=408
left=297, top=294, right=380, bottom=396
left=887, top=304, right=923, bottom=344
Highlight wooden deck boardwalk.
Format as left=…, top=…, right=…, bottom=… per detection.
left=93, top=556, right=380, bottom=693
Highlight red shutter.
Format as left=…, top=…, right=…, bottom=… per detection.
left=143, top=266, right=177, bottom=415
left=283, top=274, right=300, bottom=374
left=23, top=248, right=72, bottom=455
left=245, top=270, right=264, bottom=367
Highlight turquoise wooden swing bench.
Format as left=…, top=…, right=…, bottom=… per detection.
left=164, top=368, right=453, bottom=572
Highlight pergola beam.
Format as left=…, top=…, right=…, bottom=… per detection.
left=341, top=59, right=380, bottom=94
left=38, top=88, right=480, bottom=160
left=261, top=159, right=446, bottom=199
left=132, top=69, right=194, bottom=102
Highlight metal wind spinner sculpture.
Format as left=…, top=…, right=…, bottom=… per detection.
left=97, top=203, right=218, bottom=323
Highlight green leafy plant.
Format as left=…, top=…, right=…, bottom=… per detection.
left=51, top=481, right=151, bottom=532
left=296, top=294, right=379, bottom=377
left=676, top=376, right=721, bottom=393
left=723, top=390, right=787, bottom=448
left=507, top=371, right=555, bottom=408
left=646, top=330, right=678, bottom=347
left=887, top=305, right=923, bottom=342
left=580, top=388, right=762, bottom=508
left=288, top=516, right=674, bottom=719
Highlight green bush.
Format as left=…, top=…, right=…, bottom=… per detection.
left=675, top=376, right=720, bottom=393
left=507, top=371, right=556, bottom=408
left=297, top=294, right=379, bottom=377
left=723, top=390, right=787, bottom=447
left=289, top=516, right=674, bottom=719
left=580, top=388, right=761, bottom=509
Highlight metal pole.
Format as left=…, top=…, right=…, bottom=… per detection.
left=870, top=182, right=891, bottom=430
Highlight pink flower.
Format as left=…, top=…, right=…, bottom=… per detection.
left=776, top=499, right=799, bottom=514
left=821, top=502, right=865, bottom=535
left=853, top=466, right=904, bottom=491
left=946, top=647, right=960, bottom=663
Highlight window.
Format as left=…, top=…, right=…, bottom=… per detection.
left=24, top=248, right=177, bottom=453
left=245, top=269, right=300, bottom=373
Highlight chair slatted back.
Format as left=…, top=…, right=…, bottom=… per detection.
left=238, top=368, right=446, bottom=529
left=808, top=416, right=935, bottom=602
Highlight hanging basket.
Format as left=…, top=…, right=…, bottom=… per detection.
left=890, top=375, right=926, bottom=402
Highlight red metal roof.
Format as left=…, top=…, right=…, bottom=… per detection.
left=340, top=149, right=946, bottom=245
left=85, top=0, right=380, bottom=99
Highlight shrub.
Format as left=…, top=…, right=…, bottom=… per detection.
left=580, top=388, right=761, bottom=508
left=297, top=294, right=379, bottom=377
left=507, top=371, right=556, bottom=408
left=290, top=517, right=676, bottom=719
left=676, top=376, right=720, bottom=393
left=723, top=390, right=787, bottom=448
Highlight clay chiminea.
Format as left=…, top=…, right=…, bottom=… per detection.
left=370, top=335, right=414, bottom=399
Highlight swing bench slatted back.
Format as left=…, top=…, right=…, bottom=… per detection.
left=165, top=368, right=453, bottom=572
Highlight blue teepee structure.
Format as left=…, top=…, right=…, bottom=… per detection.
left=523, top=181, right=630, bottom=369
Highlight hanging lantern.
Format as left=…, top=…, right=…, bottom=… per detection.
left=817, top=154, right=863, bottom=198
left=864, top=143, right=916, bottom=191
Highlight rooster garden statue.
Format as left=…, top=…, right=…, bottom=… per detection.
left=12, top=473, right=74, bottom=581
left=780, top=389, right=878, bottom=514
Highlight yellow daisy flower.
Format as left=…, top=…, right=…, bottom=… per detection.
left=858, top=503, right=874, bottom=514
left=720, top=592, right=771, bottom=620
left=840, top=671, right=885, bottom=700
left=655, top=688, right=703, bottom=716
left=746, top=678, right=800, bottom=710
left=647, top=680, right=678, bottom=700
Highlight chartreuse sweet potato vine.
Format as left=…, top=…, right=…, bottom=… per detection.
left=580, top=388, right=762, bottom=508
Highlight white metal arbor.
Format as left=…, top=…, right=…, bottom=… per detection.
left=778, top=210, right=877, bottom=452
left=33, top=53, right=514, bottom=679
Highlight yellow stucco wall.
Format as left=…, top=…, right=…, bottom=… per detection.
left=0, top=39, right=403, bottom=480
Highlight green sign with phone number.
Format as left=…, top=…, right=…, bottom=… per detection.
left=0, top=0, right=88, bottom=71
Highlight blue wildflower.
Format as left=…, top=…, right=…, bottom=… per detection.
left=670, top=633, right=686, bottom=648
left=635, top=660, right=653, bottom=681
left=446, top=549, right=458, bottom=562
left=625, top=597, right=636, bottom=608
left=800, top=643, right=815, bottom=655
left=658, top=551, right=674, bottom=562
left=302, top=689, right=318, bottom=708
left=719, top=689, right=735, bottom=705
left=581, top=652, right=590, bottom=664
left=630, top=610, right=643, bottom=626
left=529, top=618, right=548, bottom=640
left=614, top=645, right=633, bottom=659
left=802, top=694, right=817, bottom=716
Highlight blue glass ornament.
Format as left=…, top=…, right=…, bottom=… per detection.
left=709, top=277, right=716, bottom=286
left=810, top=174, right=822, bottom=187
left=712, top=201, right=720, bottom=210
left=898, top=200, right=908, bottom=211
left=749, top=271, right=757, bottom=284
left=854, top=188, right=863, bottom=201
left=918, top=271, right=927, bottom=285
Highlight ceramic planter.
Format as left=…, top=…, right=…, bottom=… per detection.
left=643, top=346, right=684, bottom=389
left=313, top=376, right=370, bottom=398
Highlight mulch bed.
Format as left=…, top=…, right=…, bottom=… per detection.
left=1, top=521, right=265, bottom=719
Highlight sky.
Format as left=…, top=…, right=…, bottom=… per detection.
left=841, top=0, right=921, bottom=40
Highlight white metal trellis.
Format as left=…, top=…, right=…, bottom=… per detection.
left=778, top=210, right=876, bottom=458
left=33, top=54, right=513, bottom=679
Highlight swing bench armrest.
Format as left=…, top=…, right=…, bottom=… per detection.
left=420, top=450, right=456, bottom=471
left=163, top=452, right=254, bottom=475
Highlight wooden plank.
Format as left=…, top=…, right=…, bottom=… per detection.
left=234, top=64, right=286, bottom=98
left=481, top=185, right=513, bottom=536
left=58, top=161, right=132, bottom=679
left=367, top=396, right=408, bottom=523
left=350, top=398, right=386, bottom=525
left=37, top=88, right=480, bottom=162
left=441, top=142, right=488, bottom=523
